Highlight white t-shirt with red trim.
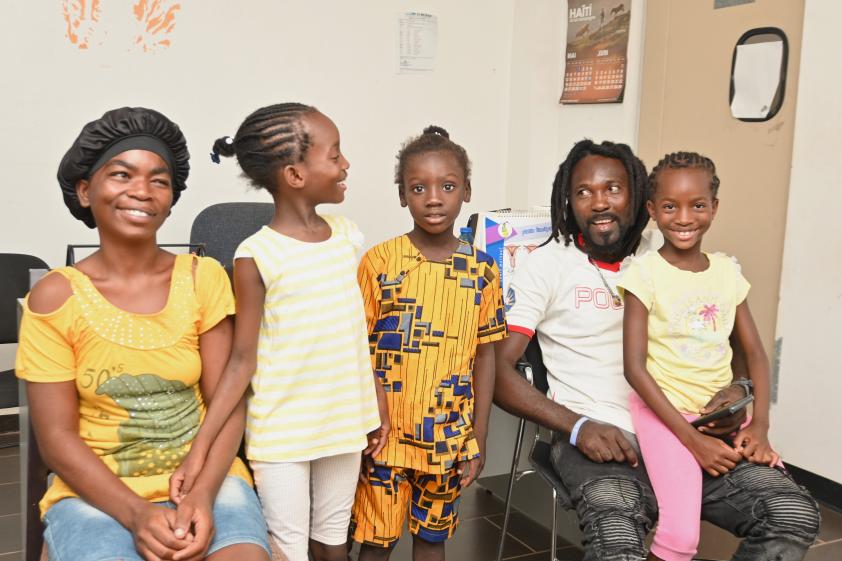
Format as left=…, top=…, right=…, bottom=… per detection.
left=505, top=230, right=662, bottom=434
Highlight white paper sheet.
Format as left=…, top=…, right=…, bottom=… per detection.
left=730, top=41, right=783, bottom=119
left=396, top=12, right=437, bottom=73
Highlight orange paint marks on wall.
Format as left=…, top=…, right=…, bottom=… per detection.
left=133, top=0, right=181, bottom=53
left=62, top=0, right=102, bottom=49
left=60, top=0, right=180, bottom=53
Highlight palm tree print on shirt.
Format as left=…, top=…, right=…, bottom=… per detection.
left=699, top=304, right=720, bottom=331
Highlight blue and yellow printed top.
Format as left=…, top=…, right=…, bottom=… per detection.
left=358, top=235, right=507, bottom=473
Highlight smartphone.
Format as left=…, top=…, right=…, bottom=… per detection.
left=691, top=394, right=754, bottom=428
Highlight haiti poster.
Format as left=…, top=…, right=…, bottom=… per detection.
left=560, top=0, right=631, bottom=104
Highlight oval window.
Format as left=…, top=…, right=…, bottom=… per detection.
left=729, top=27, right=788, bottom=122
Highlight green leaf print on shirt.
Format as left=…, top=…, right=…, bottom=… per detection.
left=96, top=373, right=200, bottom=478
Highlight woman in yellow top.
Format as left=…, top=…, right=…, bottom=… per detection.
left=15, top=107, right=270, bottom=561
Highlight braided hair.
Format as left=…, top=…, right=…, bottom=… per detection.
left=547, top=139, right=649, bottom=259
left=394, top=125, right=471, bottom=189
left=211, top=102, right=318, bottom=192
left=648, top=151, right=720, bottom=199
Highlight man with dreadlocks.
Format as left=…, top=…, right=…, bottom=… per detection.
left=494, top=139, right=819, bottom=561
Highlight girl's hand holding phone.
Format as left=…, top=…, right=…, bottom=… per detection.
left=687, top=431, right=743, bottom=477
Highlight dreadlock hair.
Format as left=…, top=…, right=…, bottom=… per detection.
left=394, top=125, right=471, bottom=190
left=648, top=151, right=720, bottom=200
left=547, top=139, right=649, bottom=259
left=211, top=102, right=318, bottom=192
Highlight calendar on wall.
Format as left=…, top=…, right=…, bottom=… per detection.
left=560, top=0, right=631, bottom=104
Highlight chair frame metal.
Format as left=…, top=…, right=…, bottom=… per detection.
left=494, top=351, right=722, bottom=561
left=496, top=358, right=570, bottom=561
left=65, top=243, right=205, bottom=266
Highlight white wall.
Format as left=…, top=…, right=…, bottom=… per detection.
left=1, top=1, right=651, bottom=478
left=484, top=1, right=648, bottom=477
left=1, top=0, right=647, bottom=275
left=505, top=0, right=647, bottom=209
left=771, top=0, right=842, bottom=483
left=0, top=1, right=516, bottom=266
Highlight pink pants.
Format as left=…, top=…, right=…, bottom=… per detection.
left=629, top=393, right=702, bottom=561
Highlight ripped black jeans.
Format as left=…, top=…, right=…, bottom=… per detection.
left=550, top=436, right=820, bottom=561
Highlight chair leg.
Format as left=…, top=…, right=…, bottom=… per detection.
left=550, top=487, right=558, bottom=561
left=496, top=417, right=527, bottom=561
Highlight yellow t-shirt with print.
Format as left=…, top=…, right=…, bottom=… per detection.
left=15, top=254, right=251, bottom=517
left=617, top=251, right=751, bottom=414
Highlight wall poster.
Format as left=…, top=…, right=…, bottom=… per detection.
left=560, top=0, right=631, bottom=104
left=396, top=11, right=438, bottom=73
left=472, top=210, right=551, bottom=308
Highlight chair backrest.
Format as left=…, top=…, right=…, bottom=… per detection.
left=0, top=254, right=48, bottom=345
left=189, top=202, right=275, bottom=276
left=65, top=244, right=205, bottom=266
left=524, top=336, right=549, bottom=395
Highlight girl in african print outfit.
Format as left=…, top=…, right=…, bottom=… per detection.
left=351, top=126, right=507, bottom=561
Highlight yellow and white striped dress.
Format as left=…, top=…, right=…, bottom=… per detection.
left=235, top=214, right=380, bottom=462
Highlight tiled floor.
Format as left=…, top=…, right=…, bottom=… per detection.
left=1, top=443, right=840, bottom=561
left=347, top=482, right=585, bottom=561
left=0, top=443, right=21, bottom=561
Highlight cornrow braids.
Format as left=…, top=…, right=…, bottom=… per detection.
left=648, top=151, right=720, bottom=199
left=211, top=102, right=318, bottom=192
left=547, top=139, right=649, bottom=260
left=395, top=125, right=471, bottom=189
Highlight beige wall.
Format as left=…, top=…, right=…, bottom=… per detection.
left=0, top=1, right=656, bottom=479
left=771, top=0, right=842, bottom=483
left=506, top=0, right=648, bottom=209
left=0, top=1, right=517, bottom=266
left=488, top=1, right=650, bottom=478
left=1, top=0, right=650, bottom=281
left=637, top=0, right=804, bottom=355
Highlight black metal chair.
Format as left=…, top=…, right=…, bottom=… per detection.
left=0, top=253, right=49, bottom=561
left=190, top=202, right=294, bottom=558
left=0, top=254, right=49, bottom=416
left=188, top=202, right=276, bottom=468
left=65, top=243, right=205, bottom=266
left=189, top=202, right=275, bottom=279
left=18, top=242, right=289, bottom=561
left=496, top=337, right=571, bottom=561
left=495, top=337, right=723, bottom=561
left=19, top=245, right=203, bottom=561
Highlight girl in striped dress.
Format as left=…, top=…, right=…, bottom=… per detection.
left=169, top=103, right=388, bottom=561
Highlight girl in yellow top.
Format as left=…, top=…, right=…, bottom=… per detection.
left=169, top=103, right=387, bottom=561
left=15, top=107, right=270, bottom=561
left=618, top=152, right=779, bottom=561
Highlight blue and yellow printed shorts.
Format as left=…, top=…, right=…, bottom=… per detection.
left=352, top=464, right=462, bottom=547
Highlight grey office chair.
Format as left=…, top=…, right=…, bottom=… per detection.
left=189, top=202, right=275, bottom=278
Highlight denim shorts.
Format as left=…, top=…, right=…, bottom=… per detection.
left=43, top=476, right=270, bottom=561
